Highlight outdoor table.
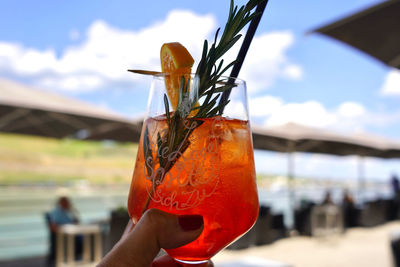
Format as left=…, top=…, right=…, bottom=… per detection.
left=311, top=204, right=343, bottom=237
left=56, top=224, right=102, bottom=267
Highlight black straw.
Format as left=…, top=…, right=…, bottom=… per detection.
left=219, top=0, right=269, bottom=106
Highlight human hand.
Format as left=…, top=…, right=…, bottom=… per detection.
left=98, top=209, right=213, bottom=267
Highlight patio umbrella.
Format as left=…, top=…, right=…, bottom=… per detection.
left=252, top=122, right=400, bottom=194
left=252, top=122, right=400, bottom=226
left=0, top=78, right=142, bottom=142
left=252, top=122, right=400, bottom=158
left=311, top=0, right=400, bottom=69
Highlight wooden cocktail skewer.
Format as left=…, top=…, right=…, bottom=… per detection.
left=128, top=69, right=166, bottom=76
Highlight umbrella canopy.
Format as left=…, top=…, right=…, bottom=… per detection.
left=311, top=0, right=400, bottom=69
left=0, top=78, right=142, bottom=142
left=252, top=122, right=400, bottom=158
left=252, top=122, right=400, bottom=227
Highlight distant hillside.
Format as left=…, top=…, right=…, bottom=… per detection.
left=0, top=133, right=288, bottom=187
left=0, top=133, right=138, bottom=185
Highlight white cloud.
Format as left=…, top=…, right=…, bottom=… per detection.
left=380, top=69, right=400, bottom=96
left=282, top=64, right=302, bottom=80
left=248, top=95, right=400, bottom=139
left=0, top=11, right=301, bottom=93
left=0, top=11, right=216, bottom=92
left=248, top=95, right=374, bottom=133
left=337, top=102, right=365, bottom=118
left=249, top=95, right=283, bottom=117
left=39, top=75, right=103, bottom=92
left=0, top=42, right=58, bottom=75
left=240, top=31, right=303, bottom=93
left=264, top=100, right=337, bottom=128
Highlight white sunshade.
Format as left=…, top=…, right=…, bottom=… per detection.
left=0, top=78, right=142, bottom=141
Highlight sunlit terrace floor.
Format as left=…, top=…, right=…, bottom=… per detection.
left=1, top=221, right=400, bottom=267
left=214, top=221, right=400, bottom=267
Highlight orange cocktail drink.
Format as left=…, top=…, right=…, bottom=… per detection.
left=127, top=72, right=259, bottom=264
left=128, top=115, right=259, bottom=262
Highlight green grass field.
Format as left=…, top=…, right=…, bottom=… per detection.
left=0, top=133, right=281, bottom=186
left=0, top=133, right=138, bottom=185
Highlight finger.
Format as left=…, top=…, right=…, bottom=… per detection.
left=122, top=219, right=134, bottom=238
left=99, top=209, right=203, bottom=267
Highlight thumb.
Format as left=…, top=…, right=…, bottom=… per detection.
left=99, top=209, right=204, bottom=267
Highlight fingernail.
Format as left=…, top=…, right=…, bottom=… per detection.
left=178, top=215, right=203, bottom=231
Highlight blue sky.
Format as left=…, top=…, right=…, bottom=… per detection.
left=1, top=0, right=399, bottom=181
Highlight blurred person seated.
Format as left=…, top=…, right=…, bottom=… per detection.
left=322, top=190, right=334, bottom=205
left=387, top=173, right=400, bottom=221
left=46, top=196, right=82, bottom=266
left=49, top=196, right=80, bottom=230
left=391, top=173, right=400, bottom=199
left=341, top=189, right=358, bottom=228
left=342, top=189, right=354, bottom=207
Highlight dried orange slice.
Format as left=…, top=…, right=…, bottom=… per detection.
left=160, top=42, right=194, bottom=110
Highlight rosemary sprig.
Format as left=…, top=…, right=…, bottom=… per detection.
left=141, top=0, right=265, bottom=212
left=193, top=0, right=263, bottom=118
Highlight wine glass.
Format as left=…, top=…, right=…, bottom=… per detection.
left=128, top=73, right=259, bottom=264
